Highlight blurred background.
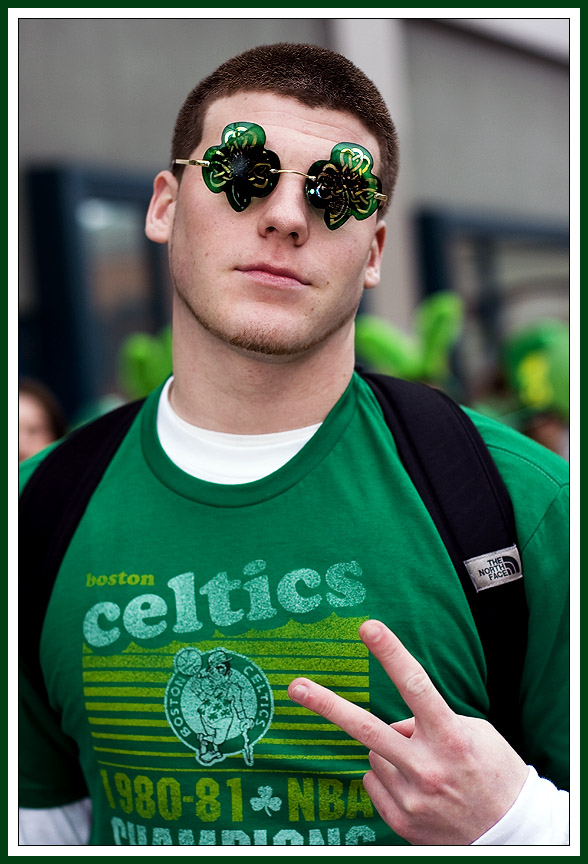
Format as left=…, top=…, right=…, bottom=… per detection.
left=17, top=15, right=571, bottom=456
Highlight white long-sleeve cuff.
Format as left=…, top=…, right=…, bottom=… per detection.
left=472, top=766, right=569, bottom=846
left=18, top=797, right=92, bottom=845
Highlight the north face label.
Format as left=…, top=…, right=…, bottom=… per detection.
left=165, top=646, right=273, bottom=766
left=464, top=545, right=523, bottom=593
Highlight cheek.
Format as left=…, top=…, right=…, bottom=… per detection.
left=328, top=234, right=373, bottom=282
left=171, top=205, right=214, bottom=263
left=177, top=199, right=244, bottom=256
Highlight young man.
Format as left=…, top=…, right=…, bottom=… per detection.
left=19, top=43, right=569, bottom=846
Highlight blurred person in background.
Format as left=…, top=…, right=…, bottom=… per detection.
left=18, top=377, right=67, bottom=462
left=504, top=319, right=570, bottom=460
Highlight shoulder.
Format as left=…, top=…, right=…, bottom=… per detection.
left=355, top=371, right=567, bottom=490
left=463, top=405, right=568, bottom=491
left=19, top=396, right=149, bottom=498
left=462, top=406, right=569, bottom=548
left=354, top=371, right=568, bottom=545
left=19, top=441, right=61, bottom=495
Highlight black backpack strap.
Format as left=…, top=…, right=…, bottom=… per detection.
left=19, top=398, right=145, bottom=690
left=358, top=370, right=528, bottom=750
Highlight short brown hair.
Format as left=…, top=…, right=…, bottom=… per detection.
left=171, top=42, right=399, bottom=212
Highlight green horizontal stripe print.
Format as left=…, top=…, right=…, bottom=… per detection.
left=86, top=617, right=371, bottom=773
left=83, top=654, right=369, bottom=673
left=83, top=670, right=368, bottom=687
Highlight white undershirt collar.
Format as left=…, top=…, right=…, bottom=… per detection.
left=156, top=377, right=321, bottom=484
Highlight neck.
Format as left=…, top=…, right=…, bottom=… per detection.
left=169, top=309, right=356, bottom=435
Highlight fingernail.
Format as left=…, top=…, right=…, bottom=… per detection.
left=290, top=683, right=308, bottom=702
left=361, top=620, right=382, bottom=641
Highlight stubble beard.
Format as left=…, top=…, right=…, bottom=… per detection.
left=174, top=279, right=362, bottom=361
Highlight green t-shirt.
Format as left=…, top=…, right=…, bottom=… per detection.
left=19, top=373, right=569, bottom=846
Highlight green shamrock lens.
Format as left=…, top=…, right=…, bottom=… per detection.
left=201, top=122, right=281, bottom=212
left=305, top=142, right=383, bottom=230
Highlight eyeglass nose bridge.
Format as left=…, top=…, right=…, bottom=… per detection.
left=269, top=168, right=317, bottom=181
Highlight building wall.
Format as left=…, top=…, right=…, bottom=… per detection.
left=18, top=18, right=329, bottom=173
left=403, top=19, right=569, bottom=221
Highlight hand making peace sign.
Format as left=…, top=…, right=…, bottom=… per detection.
left=288, top=620, right=529, bottom=846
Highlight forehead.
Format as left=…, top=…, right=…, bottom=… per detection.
left=200, top=91, right=381, bottom=167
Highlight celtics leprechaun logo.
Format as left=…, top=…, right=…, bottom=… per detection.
left=165, top=646, right=273, bottom=766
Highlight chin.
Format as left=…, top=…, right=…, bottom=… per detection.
left=178, top=288, right=357, bottom=360
left=226, top=330, right=322, bottom=360
left=206, top=311, right=328, bottom=359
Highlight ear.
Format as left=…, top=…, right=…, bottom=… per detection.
left=145, top=170, right=178, bottom=244
left=364, top=220, right=386, bottom=289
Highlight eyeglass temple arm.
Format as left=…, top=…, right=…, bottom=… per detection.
left=173, top=158, right=211, bottom=167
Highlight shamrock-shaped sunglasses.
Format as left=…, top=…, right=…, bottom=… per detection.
left=174, top=122, right=387, bottom=231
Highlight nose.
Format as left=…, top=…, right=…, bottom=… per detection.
left=257, top=172, right=310, bottom=245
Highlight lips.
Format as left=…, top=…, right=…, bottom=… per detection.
left=237, top=263, right=310, bottom=288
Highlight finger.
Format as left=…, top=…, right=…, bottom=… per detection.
left=288, top=677, right=411, bottom=765
left=359, top=620, right=456, bottom=735
left=362, top=768, right=409, bottom=840
left=369, top=749, right=404, bottom=784
left=390, top=717, right=415, bottom=738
